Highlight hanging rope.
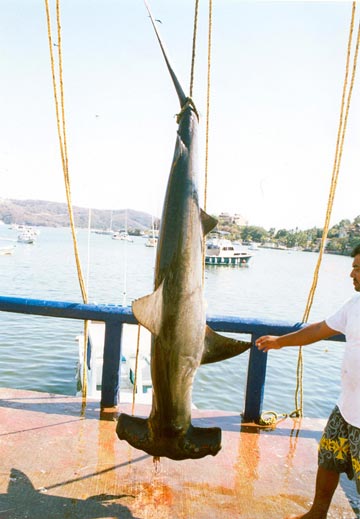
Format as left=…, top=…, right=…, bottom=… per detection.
left=294, top=1, right=360, bottom=417
left=199, top=0, right=214, bottom=282
left=188, top=0, right=213, bottom=212
left=131, top=324, right=142, bottom=415
left=189, top=0, right=200, bottom=98
left=203, top=0, right=213, bottom=214
left=44, top=0, right=89, bottom=400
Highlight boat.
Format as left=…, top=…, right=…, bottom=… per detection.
left=144, top=216, right=159, bottom=247
left=17, top=228, right=37, bottom=244
left=247, top=242, right=260, bottom=251
left=112, top=231, right=133, bottom=242
left=0, top=245, right=14, bottom=255
left=144, top=236, right=158, bottom=247
left=205, top=235, right=252, bottom=266
left=92, top=228, right=114, bottom=235
left=76, top=321, right=201, bottom=412
left=77, top=321, right=152, bottom=404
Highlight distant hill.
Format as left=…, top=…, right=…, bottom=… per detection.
left=0, top=199, right=155, bottom=232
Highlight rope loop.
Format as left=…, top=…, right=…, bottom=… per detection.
left=259, top=411, right=288, bottom=427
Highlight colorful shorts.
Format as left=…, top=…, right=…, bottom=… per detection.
left=318, top=405, right=360, bottom=492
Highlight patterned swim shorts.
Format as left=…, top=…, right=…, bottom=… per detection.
left=318, top=405, right=360, bottom=492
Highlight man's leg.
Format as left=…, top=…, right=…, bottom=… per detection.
left=286, top=466, right=340, bottom=519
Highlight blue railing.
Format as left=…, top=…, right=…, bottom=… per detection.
left=0, top=295, right=344, bottom=422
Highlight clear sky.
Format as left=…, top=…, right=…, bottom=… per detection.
left=1, top=0, right=360, bottom=230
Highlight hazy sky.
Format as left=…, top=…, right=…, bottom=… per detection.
left=1, top=0, right=360, bottom=230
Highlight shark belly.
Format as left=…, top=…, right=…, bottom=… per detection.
left=117, top=228, right=222, bottom=460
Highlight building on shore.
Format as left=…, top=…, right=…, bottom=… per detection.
left=218, top=212, right=248, bottom=227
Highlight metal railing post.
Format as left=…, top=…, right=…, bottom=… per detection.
left=242, top=335, right=268, bottom=422
left=100, top=320, right=123, bottom=407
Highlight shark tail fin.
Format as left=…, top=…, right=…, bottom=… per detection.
left=144, top=1, right=186, bottom=107
left=201, top=325, right=251, bottom=365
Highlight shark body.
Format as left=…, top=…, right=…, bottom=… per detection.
left=116, top=5, right=251, bottom=461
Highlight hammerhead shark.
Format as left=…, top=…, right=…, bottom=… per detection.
left=116, top=4, right=251, bottom=461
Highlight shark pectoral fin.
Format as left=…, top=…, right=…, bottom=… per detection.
left=200, top=209, right=218, bottom=236
left=201, top=325, right=252, bottom=365
left=132, top=282, right=164, bottom=336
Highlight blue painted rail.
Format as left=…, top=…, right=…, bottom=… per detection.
left=0, top=295, right=344, bottom=422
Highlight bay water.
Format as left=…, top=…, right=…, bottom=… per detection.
left=0, top=224, right=355, bottom=420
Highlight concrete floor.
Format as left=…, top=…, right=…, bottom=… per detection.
left=0, top=388, right=356, bottom=519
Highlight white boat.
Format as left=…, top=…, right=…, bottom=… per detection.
left=0, top=245, right=15, bottom=256
left=77, top=321, right=197, bottom=410
left=77, top=322, right=152, bottom=404
left=17, top=228, right=37, bottom=244
left=112, top=231, right=133, bottom=242
left=92, top=229, right=113, bottom=235
left=145, top=236, right=158, bottom=247
left=247, top=242, right=260, bottom=251
left=205, top=236, right=252, bottom=266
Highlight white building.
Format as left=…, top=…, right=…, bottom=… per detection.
left=218, top=212, right=248, bottom=227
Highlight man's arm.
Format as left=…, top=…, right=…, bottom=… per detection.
left=255, top=320, right=338, bottom=353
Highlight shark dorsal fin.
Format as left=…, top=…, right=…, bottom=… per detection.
left=200, top=209, right=217, bottom=236
left=8, top=469, right=36, bottom=494
left=132, top=282, right=164, bottom=336
left=201, top=326, right=251, bottom=365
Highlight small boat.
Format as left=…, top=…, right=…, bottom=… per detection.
left=92, top=229, right=114, bottom=235
left=17, top=228, right=37, bottom=244
left=77, top=322, right=152, bottom=404
left=0, top=245, right=15, bottom=256
left=246, top=242, right=260, bottom=251
left=112, top=231, right=133, bottom=242
left=144, top=236, right=158, bottom=247
left=205, top=236, right=252, bottom=266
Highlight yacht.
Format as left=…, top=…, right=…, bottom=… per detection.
left=205, top=236, right=252, bottom=266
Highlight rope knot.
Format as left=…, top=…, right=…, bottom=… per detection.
left=176, top=97, right=199, bottom=124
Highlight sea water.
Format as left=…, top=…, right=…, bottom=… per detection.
left=0, top=224, right=355, bottom=418
left=1, top=223, right=359, bottom=514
